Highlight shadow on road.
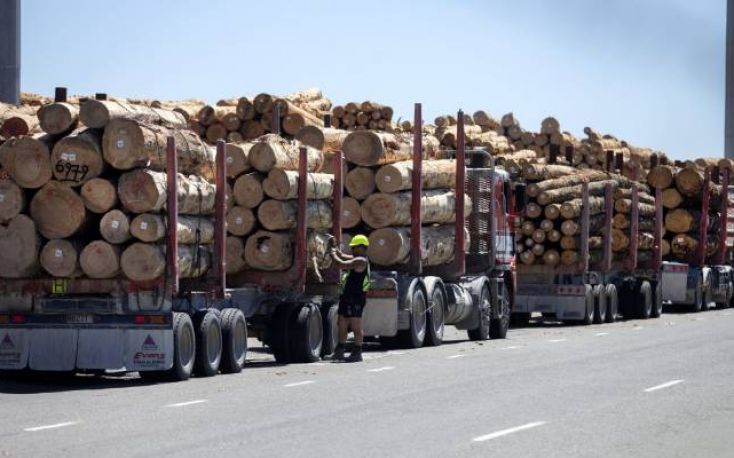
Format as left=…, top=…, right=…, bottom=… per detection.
left=0, top=371, right=154, bottom=394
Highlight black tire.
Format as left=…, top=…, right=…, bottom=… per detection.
left=489, top=282, right=510, bottom=339
left=582, top=285, right=594, bottom=325
left=140, top=312, right=196, bottom=382
left=269, top=303, right=293, bottom=364
left=593, top=284, right=607, bottom=324
left=605, top=284, right=618, bottom=323
left=289, top=303, right=323, bottom=363
left=637, top=281, right=652, bottom=319
left=321, top=304, right=339, bottom=357
left=651, top=281, right=663, bottom=318
left=468, top=285, right=491, bottom=341
left=510, top=312, right=531, bottom=327
left=194, top=311, right=222, bottom=377
left=425, top=287, right=446, bottom=346
left=220, top=308, right=247, bottom=374
left=398, top=287, right=427, bottom=348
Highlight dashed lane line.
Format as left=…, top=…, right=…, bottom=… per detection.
left=644, top=379, right=684, bottom=393
left=595, top=332, right=609, bottom=336
left=24, top=422, right=79, bottom=432
left=548, top=339, right=567, bottom=343
left=367, top=366, right=395, bottom=373
left=447, top=354, right=466, bottom=359
left=472, top=421, right=547, bottom=442
left=284, top=381, right=316, bottom=388
left=165, top=400, right=208, bottom=408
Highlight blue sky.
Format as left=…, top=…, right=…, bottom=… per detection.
left=20, top=0, right=725, bottom=159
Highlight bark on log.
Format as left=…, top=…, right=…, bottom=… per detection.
left=244, top=230, right=329, bottom=271
left=121, top=243, right=210, bottom=281
left=224, top=142, right=253, bottom=178
left=367, top=225, right=469, bottom=266
left=560, top=214, right=606, bottom=236
left=233, top=172, right=264, bottom=208
left=79, top=240, right=120, bottom=279
left=274, top=99, right=325, bottom=135
left=50, top=128, right=104, bottom=186
left=100, top=209, right=131, bottom=244
left=80, top=178, right=117, bottom=214
left=670, top=234, right=698, bottom=259
left=129, top=213, right=215, bottom=244
left=541, top=117, right=561, bottom=135
left=249, top=135, right=323, bottom=173
left=102, top=119, right=215, bottom=180
left=341, top=197, right=362, bottom=229
left=559, top=196, right=605, bottom=220
left=613, top=199, right=656, bottom=216
left=257, top=199, right=332, bottom=231
left=118, top=169, right=215, bottom=215
left=264, top=168, right=333, bottom=200
left=526, top=171, right=609, bottom=198
left=226, top=236, right=247, bottom=274
left=612, top=187, right=654, bottom=204
left=345, top=167, right=375, bottom=200
left=537, top=180, right=617, bottom=206
left=37, top=102, right=79, bottom=135
left=80, top=99, right=187, bottom=129
left=0, top=179, right=24, bottom=223
left=226, top=206, right=256, bottom=237
left=361, top=190, right=471, bottom=228
left=0, top=214, right=40, bottom=278
left=522, top=164, right=578, bottom=181
left=612, top=229, right=629, bottom=252
left=40, top=239, right=80, bottom=277
left=0, top=135, right=54, bottom=188
left=30, top=181, right=86, bottom=239
left=342, top=131, right=412, bottom=166
left=295, top=126, right=349, bottom=153
left=472, top=111, right=500, bottom=129
left=374, top=159, right=456, bottom=193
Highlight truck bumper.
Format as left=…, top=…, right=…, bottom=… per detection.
left=0, top=323, right=173, bottom=372
left=515, top=284, right=587, bottom=320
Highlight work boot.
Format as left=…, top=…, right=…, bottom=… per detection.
left=344, top=347, right=363, bottom=363
left=332, top=344, right=346, bottom=361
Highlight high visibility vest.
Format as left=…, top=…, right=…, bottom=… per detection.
left=340, top=263, right=370, bottom=293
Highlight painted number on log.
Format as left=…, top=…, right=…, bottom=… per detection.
left=55, top=160, right=89, bottom=183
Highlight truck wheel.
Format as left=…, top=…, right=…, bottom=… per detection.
left=691, top=275, right=704, bottom=313
left=194, top=311, right=222, bottom=377
left=582, top=285, right=594, bottom=325
left=289, top=303, right=323, bottom=363
left=593, top=285, right=607, bottom=324
left=651, top=282, right=663, bottom=318
left=220, top=308, right=247, bottom=374
left=398, top=288, right=427, bottom=348
left=468, top=285, right=491, bottom=341
left=269, top=303, right=293, bottom=364
left=321, top=304, right=339, bottom=357
left=637, top=281, right=652, bottom=319
left=489, top=282, right=510, bottom=339
left=605, top=284, right=618, bottom=323
left=141, top=312, right=196, bottom=382
left=425, top=288, right=446, bottom=346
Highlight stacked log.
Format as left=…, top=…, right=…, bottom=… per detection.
left=647, top=164, right=721, bottom=262
left=330, top=101, right=394, bottom=131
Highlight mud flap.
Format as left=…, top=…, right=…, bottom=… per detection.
left=77, top=329, right=126, bottom=370
left=29, top=329, right=77, bottom=371
left=0, top=328, right=29, bottom=370
left=124, top=329, right=173, bottom=372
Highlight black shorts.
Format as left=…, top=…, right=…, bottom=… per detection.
left=338, top=301, right=364, bottom=318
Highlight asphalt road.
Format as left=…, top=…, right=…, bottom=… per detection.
left=1, top=308, right=733, bottom=458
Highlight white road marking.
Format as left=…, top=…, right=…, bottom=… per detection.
left=447, top=354, right=466, bottom=359
left=644, top=379, right=685, bottom=393
left=502, top=346, right=520, bottom=350
left=387, top=351, right=406, bottom=356
left=284, top=380, right=316, bottom=388
left=595, top=332, right=609, bottom=336
left=633, top=326, right=644, bottom=331
left=367, top=366, right=395, bottom=373
left=312, top=362, right=326, bottom=366
left=548, top=338, right=567, bottom=343
left=24, top=421, right=79, bottom=432
left=472, top=421, right=547, bottom=442
left=165, top=399, right=208, bottom=408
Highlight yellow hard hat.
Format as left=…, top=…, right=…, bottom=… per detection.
left=349, top=234, right=369, bottom=247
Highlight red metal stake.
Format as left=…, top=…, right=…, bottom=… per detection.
left=326, top=151, right=344, bottom=284
left=698, top=169, right=711, bottom=266
left=717, top=169, right=730, bottom=265
left=409, top=103, right=423, bottom=275
left=454, top=110, right=466, bottom=278
left=579, top=181, right=590, bottom=272
left=166, top=136, right=179, bottom=296
left=294, top=146, right=308, bottom=292
left=213, top=140, right=227, bottom=298
left=653, top=187, right=663, bottom=271
left=602, top=183, right=613, bottom=272
left=628, top=187, right=639, bottom=271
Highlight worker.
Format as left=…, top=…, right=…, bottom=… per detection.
left=329, top=234, right=371, bottom=362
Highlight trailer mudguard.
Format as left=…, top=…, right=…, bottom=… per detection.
left=29, top=328, right=77, bottom=371
left=0, top=328, right=28, bottom=370
left=124, top=328, right=173, bottom=372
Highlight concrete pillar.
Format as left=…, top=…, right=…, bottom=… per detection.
left=0, top=0, right=20, bottom=105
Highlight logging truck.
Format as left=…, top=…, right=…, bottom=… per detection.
left=360, top=106, right=514, bottom=346
left=0, top=131, right=344, bottom=380
left=659, top=167, right=734, bottom=312
left=511, top=150, right=666, bottom=324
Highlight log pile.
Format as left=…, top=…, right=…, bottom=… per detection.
left=647, top=164, right=721, bottom=262
left=330, top=101, right=394, bottom=132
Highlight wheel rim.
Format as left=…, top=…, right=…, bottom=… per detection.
left=432, top=293, right=445, bottom=337
left=234, top=319, right=247, bottom=362
left=208, top=321, right=222, bottom=364
left=481, top=290, right=491, bottom=333
left=598, top=291, right=607, bottom=321
left=179, top=322, right=195, bottom=368
left=307, top=309, right=323, bottom=355
left=499, top=286, right=510, bottom=330
left=414, top=294, right=427, bottom=341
